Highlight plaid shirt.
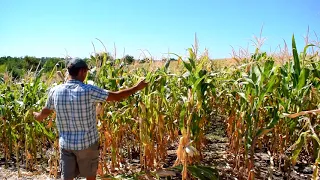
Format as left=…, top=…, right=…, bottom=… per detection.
left=45, top=79, right=108, bottom=150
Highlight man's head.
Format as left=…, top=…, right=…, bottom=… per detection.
left=67, top=58, right=89, bottom=82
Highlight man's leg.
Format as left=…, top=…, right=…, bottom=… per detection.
left=60, top=148, right=79, bottom=180
left=75, top=142, right=100, bottom=180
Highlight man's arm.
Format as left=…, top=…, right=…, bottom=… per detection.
left=33, top=108, right=53, bottom=121
left=33, top=87, right=55, bottom=121
left=106, top=79, right=148, bottom=102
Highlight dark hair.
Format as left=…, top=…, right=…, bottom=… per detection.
left=68, top=67, right=85, bottom=77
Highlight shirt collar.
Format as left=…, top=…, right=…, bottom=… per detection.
left=66, top=79, right=84, bottom=84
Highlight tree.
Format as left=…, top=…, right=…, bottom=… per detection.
left=24, top=56, right=41, bottom=71
left=43, top=57, right=65, bottom=72
left=123, top=55, right=135, bottom=65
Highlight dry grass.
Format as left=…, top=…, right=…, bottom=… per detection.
left=129, top=58, right=236, bottom=74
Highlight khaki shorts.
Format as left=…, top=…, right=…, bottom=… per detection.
left=60, top=142, right=100, bottom=179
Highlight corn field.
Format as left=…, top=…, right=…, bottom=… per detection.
left=1, top=35, right=320, bottom=179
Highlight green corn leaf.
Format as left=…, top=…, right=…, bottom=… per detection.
left=179, top=107, right=186, bottom=131
left=237, top=92, right=248, bottom=102
left=188, top=48, right=196, bottom=66
left=103, top=52, right=108, bottom=65
left=265, top=74, right=278, bottom=93
left=297, top=68, right=310, bottom=90
left=292, top=34, right=301, bottom=79
left=291, top=131, right=308, bottom=165
left=311, top=62, right=320, bottom=78
left=302, top=44, right=315, bottom=63
left=254, top=63, right=262, bottom=77
left=172, top=165, right=219, bottom=180
left=193, top=75, right=207, bottom=90
left=182, top=60, right=193, bottom=73
left=189, top=58, right=196, bottom=70
left=311, top=134, right=320, bottom=163
left=187, top=165, right=219, bottom=180
left=264, top=60, right=275, bottom=77
left=251, top=69, right=258, bottom=84
left=243, top=77, right=255, bottom=86
left=34, top=120, right=55, bottom=140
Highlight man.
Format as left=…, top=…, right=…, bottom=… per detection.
left=33, top=58, right=148, bottom=180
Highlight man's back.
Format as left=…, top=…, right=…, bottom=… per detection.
left=46, top=79, right=108, bottom=150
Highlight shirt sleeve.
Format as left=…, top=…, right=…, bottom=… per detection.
left=44, top=88, right=55, bottom=110
left=90, top=85, right=109, bottom=103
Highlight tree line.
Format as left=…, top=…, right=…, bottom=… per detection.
left=0, top=56, right=70, bottom=79
left=0, top=54, right=177, bottom=79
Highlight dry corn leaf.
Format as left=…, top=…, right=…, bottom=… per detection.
left=283, top=109, right=320, bottom=119
left=156, top=169, right=176, bottom=177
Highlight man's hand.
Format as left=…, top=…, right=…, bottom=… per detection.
left=33, top=112, right=42, bottom=121
left=135, top=78, right=148, bottom=91
left=106, top=77, right=148, bottom=102
left=33, top=108, right=53, bottom=121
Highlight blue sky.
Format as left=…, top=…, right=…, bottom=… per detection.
left=0, top=0, right=319, bottom=59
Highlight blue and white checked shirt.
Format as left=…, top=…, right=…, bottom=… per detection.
left=45, top=79, right=109, bottom=150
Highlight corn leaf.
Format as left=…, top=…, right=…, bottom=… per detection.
left=297, top=68, right=310, bottom=90
left=291, top=132, right=308, bottom=165
left=292, top=34, right=301, bottom=81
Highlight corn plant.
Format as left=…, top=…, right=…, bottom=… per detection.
left=1, top=34, right=320, bottom=180
left=217, top=35, right=320, bottom=179
left=0, top=69, right=57, bottom=173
